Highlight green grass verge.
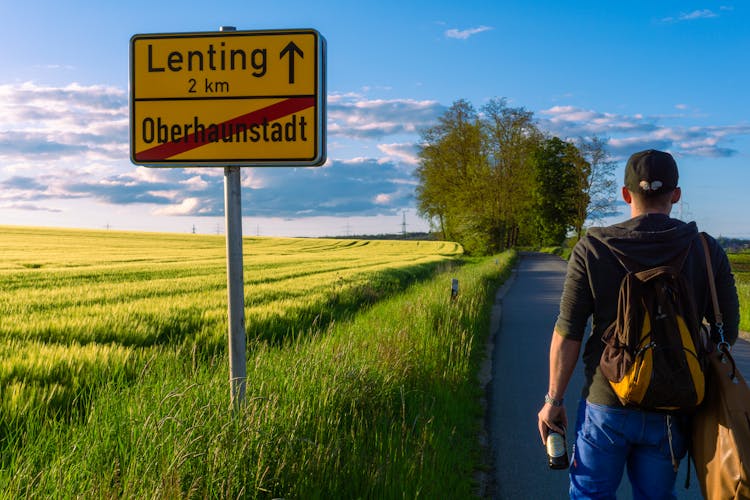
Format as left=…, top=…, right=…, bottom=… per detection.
left=728, top=253, right=749, bottom=332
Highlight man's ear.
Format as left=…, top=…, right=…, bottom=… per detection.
left=622, top=186, right=633, bottom=204
left=671, top=187, right=682, bottom=204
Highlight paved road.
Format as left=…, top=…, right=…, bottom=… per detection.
left=488, top=252, right=750, bottom=499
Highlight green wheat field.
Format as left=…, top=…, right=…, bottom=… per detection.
left=0, top=225, right=513, bottom=498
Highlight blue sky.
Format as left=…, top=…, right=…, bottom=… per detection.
left=1, top=1, right=749, bottom=237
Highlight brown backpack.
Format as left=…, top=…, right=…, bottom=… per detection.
left=599, top=240, right=706, bottom=411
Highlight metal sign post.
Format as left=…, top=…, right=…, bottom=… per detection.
left=224, top=165, right=246, bottom=407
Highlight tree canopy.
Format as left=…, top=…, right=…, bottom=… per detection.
left=416, top=98, right=617, bottom=254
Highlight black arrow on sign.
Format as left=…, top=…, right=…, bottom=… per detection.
left=280, top=42, right=304, bottom=84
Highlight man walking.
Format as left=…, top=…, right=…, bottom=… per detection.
left=537, top=149, right=740, bottom=498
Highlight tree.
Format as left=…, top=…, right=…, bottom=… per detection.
left=532, top=137, right=589, bottom=246
left=415, top=100, right=484, bottom=246
left=416, top=98, right=547, bottom=254
left=481, top=98, right=543, bottom=248
left=573, top=136, right=618, bottom=239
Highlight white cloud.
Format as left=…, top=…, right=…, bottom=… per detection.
left=374, top=193, right=392, bottom=205
left=680, top=9, right=719, bottom=20
left=146, top=190, right=180, bottom=200
left=543, top=106, right=602, bottom=123
left=662, top=9, right=719, bottom=23
left=539, top=104, right=750, bottom=160
left=153, top=197, right=201, bottom=216
left=342, top=157, right=374, bottom=165
left=327, top=93, right=444, bottom=139
left=133, top=166, right=169, bottom=184
left=181, top=175, right=209, bottom=191
left=445, top=25, right=493, bottom=40
left=539, top=106, right=658, bottom=137
left=377, top=143, right=420, bottom=165
left=241, top=170, right=266, bottom=189
left=0, top=202, right=63, bottom=213
left=0, top=81, right=127, bottom=162
left=184, top=167, right=224, bottom=178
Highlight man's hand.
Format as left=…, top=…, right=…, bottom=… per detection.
left=537, top=402, right=568, bottom=445
left=539, top=331, right=580, bottom=445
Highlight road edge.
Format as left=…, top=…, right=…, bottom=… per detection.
left=474, top=267, right=518, bottom=499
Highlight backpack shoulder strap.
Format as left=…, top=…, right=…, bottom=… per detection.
left=609, top=250, right=634, bottom=274
left=699, top=232, right=726, bottom=346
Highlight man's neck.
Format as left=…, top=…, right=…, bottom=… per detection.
left=630, top=207, right=671, bottom=218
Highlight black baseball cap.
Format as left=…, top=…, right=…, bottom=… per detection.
left=624, top=149, right=679, bottom=195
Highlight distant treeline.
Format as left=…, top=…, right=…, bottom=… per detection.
left=718, top=237, right=750, bottom=253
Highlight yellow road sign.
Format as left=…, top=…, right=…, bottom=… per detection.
left=130, top=29, right=326, bottom=166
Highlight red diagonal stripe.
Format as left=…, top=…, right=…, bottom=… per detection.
left=135, top=97, right=316, bottom=161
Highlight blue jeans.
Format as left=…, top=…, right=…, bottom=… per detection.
left=569, top=400, right=688, bottom=499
